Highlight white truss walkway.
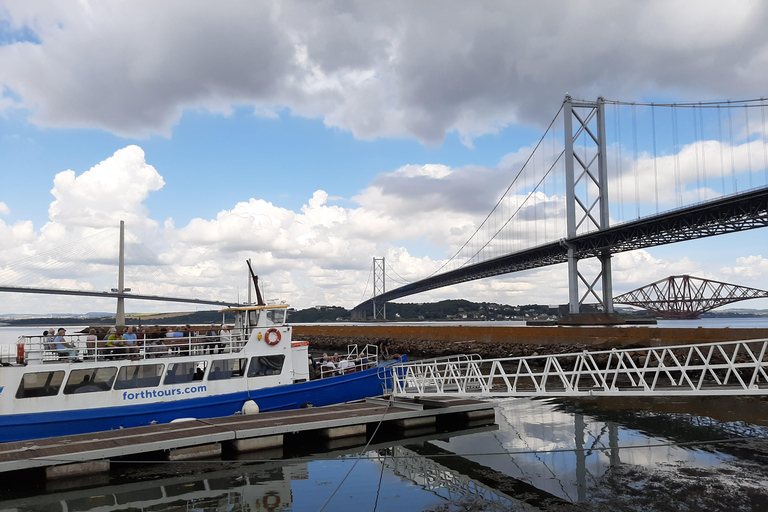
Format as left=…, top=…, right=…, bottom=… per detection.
left=390, top=339, right=768, bottom=398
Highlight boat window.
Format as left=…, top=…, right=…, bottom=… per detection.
left=15, top=371, right=65, bottom=398
left=267, top=308, right=286, bottom=325
left=164, top=361, right=208, bottom=385
left=208, top=358, right=247, bottom=380
left=247, top=355, right=285, bottom=377
left=64, top=367, right=118, bottom=394
left=114, top=364, right=165, bottom=390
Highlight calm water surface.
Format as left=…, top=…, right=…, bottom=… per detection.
left=2, top=321, right=768, bottom=510
left=2, top=396, right=768, bottom=511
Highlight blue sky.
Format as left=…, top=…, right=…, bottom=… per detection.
left=1, top=1, right=767, bottom=314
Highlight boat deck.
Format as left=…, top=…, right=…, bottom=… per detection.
left=0, top=395, right=495, bottom=476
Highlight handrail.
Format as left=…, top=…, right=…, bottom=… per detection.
left=390, top=339, right=768, bottom=397
left=12, top=332, right=252, bottom=364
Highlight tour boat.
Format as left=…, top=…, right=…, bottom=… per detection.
left=0, top=304, right=401, bottom=443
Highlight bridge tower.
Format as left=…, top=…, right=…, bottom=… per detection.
left=115, top=220, right=126, bottom=326
left=372, top=257, right=386, bottom=320
left=562, top=95, right=616, bottom=321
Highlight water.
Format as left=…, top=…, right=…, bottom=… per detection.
left=2, top=396, right=768, bottom=510
left=3, top=321, right=768, bottom=510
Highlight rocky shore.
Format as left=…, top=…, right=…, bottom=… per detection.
left=303, top=334, right=591, bottom=360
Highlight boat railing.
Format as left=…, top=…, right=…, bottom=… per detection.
left=14, top=332, right=251, bottom=364
left=318, top=344, right=379, bottom=379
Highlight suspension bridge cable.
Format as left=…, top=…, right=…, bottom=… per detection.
left=762, top=98, right=768, bottom=185
left=385, top=260, right=412, bottom=285
left=698, top=103, right=708, bottom=201
left=692, top=105, right=701, bottom=202
left=632, top=103, right=640, bottom=218
left=651, top=103, right=659, bottom=213
left=718, top=105, right=726, bottom=194
left=672, top=105, right=682, bottom=208
left=613, top=103, right=625, bottom=222
left=463, top=148, right=566, bottom=267
left=604, top=97, right=768, bottom=108
left=430, top=103, right=565, bottom=276
left=746, top=104, right=753, bottom=189
left=728, top=102, right=737, bottom=193
left=359, top=264, right=373, bottom=303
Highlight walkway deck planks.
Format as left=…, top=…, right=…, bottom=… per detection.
left=0, top=396, right=494, bottom=475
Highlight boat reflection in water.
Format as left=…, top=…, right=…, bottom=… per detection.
left=3, top=397, right=768, bottom=511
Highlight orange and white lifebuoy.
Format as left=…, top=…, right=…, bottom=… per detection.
left=264, top=328, right=281, bottom=346
left=262, top=492, right=281, bottom=508
left=16, top=344, right=24, bottom=364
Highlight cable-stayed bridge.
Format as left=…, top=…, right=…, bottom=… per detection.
left=0, top=221, right=240, bottom=320
left=357, top=96, right=768, bottom=319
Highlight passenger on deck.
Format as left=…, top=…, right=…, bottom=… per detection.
left=54, top=328, right=78, bottom=360
left=321, top=357, right=336, bottom=376
left=122, top=326, right=138, bottom=357
left=220, top=325, right=234, bottom=352
left=86, top=328, right=98, bottom=360
left=339, top=357, right=353, bottom=374
left=205, top=323, right=220, bottom=354
left=106, top=327, right=125, bottom=358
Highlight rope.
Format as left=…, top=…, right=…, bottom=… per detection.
left=317, top=398, right=393, bottom=512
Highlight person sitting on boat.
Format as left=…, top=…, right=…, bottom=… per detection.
left=338, top=357, right=353, bottom=374
left=321, top=357, right=336, bottom=376
left=105, top=327, right=125, bottom=358
left=54, top=328, right=78, bottom=360
left=219, top=325, right=233, bottom=353
left=204, top=323, right=220, bottom=354
left=122, top=326, right=138, bottom=356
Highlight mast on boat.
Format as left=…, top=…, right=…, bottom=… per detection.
left=246, top=259, right=266, bottom=306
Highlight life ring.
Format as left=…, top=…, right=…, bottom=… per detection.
left=262, top=492, right=281, bottom=508
left=264, top=328, right=281, bottom=346
left=16, top=344, right=24, bottom=364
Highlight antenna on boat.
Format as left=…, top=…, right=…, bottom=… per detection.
left=246, top=259, right=266, bottom=306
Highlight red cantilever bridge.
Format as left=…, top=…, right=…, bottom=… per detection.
left=613, top=275, right=768, bottom=319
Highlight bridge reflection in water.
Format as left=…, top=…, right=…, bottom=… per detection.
left=2, top=397, right=766, bottom=511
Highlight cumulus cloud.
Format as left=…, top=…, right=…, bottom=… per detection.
left=47, top=145, right=165, bottom=228
left=1, top=1, right=767, bottom=144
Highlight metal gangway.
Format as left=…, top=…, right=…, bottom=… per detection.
left=390, top=339, right=768, bottom=398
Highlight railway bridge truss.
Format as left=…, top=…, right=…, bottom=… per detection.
left=388, top=339, right=768, bottom=398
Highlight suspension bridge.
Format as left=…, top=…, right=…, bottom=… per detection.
left=358, top=96, right=768, bottom=321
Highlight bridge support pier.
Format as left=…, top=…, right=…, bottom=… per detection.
left=562, top=96, right=621, bottom=325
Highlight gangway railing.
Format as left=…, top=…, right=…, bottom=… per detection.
left=390, top=339, right=768, bottom=398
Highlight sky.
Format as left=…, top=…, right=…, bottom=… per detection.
left=1, top=0, right=767, bottom=316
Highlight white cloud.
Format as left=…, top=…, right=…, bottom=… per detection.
left=47, top=145, right=165, bottom=228
left=1, top=2, right=767, bottom=144
left=721, top=255, right=768, bottom=280
left=2, top=140, right=766, bottom=314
